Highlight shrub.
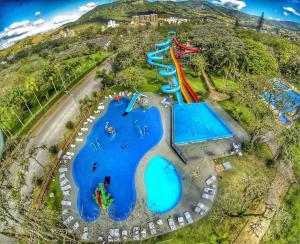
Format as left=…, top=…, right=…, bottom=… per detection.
left=49, top=144, right=59, bottom=155
left=65, top=120, right=74, bottom=130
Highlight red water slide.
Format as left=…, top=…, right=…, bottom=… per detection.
left=173, top=38, right=201, bottom=103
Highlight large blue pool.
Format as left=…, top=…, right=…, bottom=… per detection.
left=72, top=98, right=163, bottom=222
left=173, top=102, right=234, bottom=144
left=145, top=156, right=182, bottom=214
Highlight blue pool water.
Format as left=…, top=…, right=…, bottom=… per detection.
left=72, top=98, right=163, bottom=222
left=261, top=81, right=300, bottom=124
left=145, top=156, right=182, bottom=214
left=173, top=102, right=234, bottom=144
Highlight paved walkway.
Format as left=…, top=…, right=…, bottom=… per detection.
left=9, top=59, right=111, bottom=197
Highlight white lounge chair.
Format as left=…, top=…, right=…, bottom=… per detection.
left=81, top=127, right=88, bottom=132
left=70, top=144, right=76, bottom=148
left=206, top=175, right=217, bottom=185
left=141, top=229, right=147, bottom=239
left=66, top=152, right=74, bottom=156
left=62, top=185, right=71, bottom=191
left=132, top=226, right=140, bottom=241
left=81, top=227, right=88, bottom=240
left=109, top=229, right=120, bottom=242
left=148, top=222, right=157, bottom=235
left=168, top=218, right=176, bottom=231
left=59, top=167, right=68, bottom=173
left=178, top=216, right=185, bottom=227
left=90, top=116, right=95, bottom=120
left=184, top=212, right=194, bottom=224
left=197, top=202, right=209, bottom=212
left=62, top=208, right=69, bottom=215
left=157, top=219, right=163, bottom=226
left=83, top=121, right=88, bottom=125
left=63, top=215, right=74, bottom=225
left=194, top=206, right=202, bottom=214
left=72, top=222, right=79, bottom=231
left=63, top=191, right=70, bottom=196
left=60, top=178, right=69, bottom=186
left=109, top=95, right=112, bottom=99
left=59, top=173, right=66, bottom=179
left=76, top=138, right=83, bottom=142
left=204, top=187, right=217, bottom=195
left=121, top=230, right=128, bottom=240
left=105, top=96, right=108, bottom=99
left=202, top=193, right=214, bottom=201
left=61, top=200, right=72, bottom=206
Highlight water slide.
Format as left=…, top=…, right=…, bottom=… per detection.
left=123, top=92, right=144, bottom=115
left=172, top=37, right=201, bottom=103
left=169, top=47, right=192, bottom=103
left=147, top=38, right=183, bottom=104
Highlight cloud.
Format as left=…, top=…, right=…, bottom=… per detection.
left=52, top=14, right=80, bottom=24
left=284, top=12, right=288, bottom=16
left=4, top=20, right=30, bottom=31
left=213, top=0, right=246, bottom=10
left=269, top=17, right=280, bottom=21
left=35, top=11, right=41, bottom=17
left=33, top=19, right=45, bottom=26
left=283, top=7, right=300, bottom=16
left=79, top=2, right=97, bottom=12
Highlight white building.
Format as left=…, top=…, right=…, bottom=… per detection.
left=107, top=20, right=119, bottom=28
left=165, top=17, right=188, bottom=24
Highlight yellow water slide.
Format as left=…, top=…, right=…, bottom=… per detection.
left=169, top=47, right=192, bottom=104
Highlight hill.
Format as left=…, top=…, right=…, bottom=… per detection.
left=76, top=0, right=300, bottom=32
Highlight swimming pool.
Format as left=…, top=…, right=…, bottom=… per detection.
left=173, top=102, right=234, bottom=144
left=261, top=81, right=300, bottom=124
left=72, top=98, right=163, bottom=222
left=145, top=156, right=182, bottom=214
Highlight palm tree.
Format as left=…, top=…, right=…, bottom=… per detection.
left=42, top=65, right=58, bottom=94
left=25, top=76, right=42, bottom=109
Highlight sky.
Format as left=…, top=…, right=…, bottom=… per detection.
left=0, top=0, right=299, bottom=50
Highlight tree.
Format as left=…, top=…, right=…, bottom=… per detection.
left=42, top=65, right=58, bottom=94
left=210, top=174, right=270, bottom=223
left=116, top=67, right=145, bottom=90
left=256, top=12, right=264, bottom=32
left=25, top=76, right=43, bottom=109
left=234, top=18, right=240, bottom=28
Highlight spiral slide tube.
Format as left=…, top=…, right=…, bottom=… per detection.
left=147, top=38, right=183, bottom=104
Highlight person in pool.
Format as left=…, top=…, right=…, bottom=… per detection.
left=92, top=162, right=97, bottom=172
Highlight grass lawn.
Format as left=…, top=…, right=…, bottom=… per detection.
left=139, top=67, right=208, bottom=100
left=44, top=171, right=63, bottom=213
left=146, top=144, right=275, bottom=243
left=212, top=75, right=237, bottom=94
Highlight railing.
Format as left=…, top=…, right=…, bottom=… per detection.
left=35, top=93, right=105, bottom=209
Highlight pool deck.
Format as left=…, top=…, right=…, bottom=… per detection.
left=60, top=93, right=249, bottom=242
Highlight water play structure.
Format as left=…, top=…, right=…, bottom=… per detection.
left=93, top=179, right=114, bottom=212
left=123, top=92, right=146, bottom=115
left=147, top=32, right=201, bottom=104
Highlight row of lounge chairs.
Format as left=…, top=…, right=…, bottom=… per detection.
left=95, top=212, right=194, bottom=243
left=194, top=175, right=217, bottom=216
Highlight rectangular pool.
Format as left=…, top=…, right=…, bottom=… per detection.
left=173, top=102, right=234, bottom=145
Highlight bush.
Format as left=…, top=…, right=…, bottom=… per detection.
left=65, top=120, right=74, bottom=130
left=49, top=144, right=59, bottom=155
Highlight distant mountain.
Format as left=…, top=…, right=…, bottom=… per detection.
left=76, top=0, right=300, bottom=32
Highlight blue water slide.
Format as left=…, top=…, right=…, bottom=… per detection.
left=147, top=38, right=183, bottom=104
left=124, top=92, right=143, bottom=114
